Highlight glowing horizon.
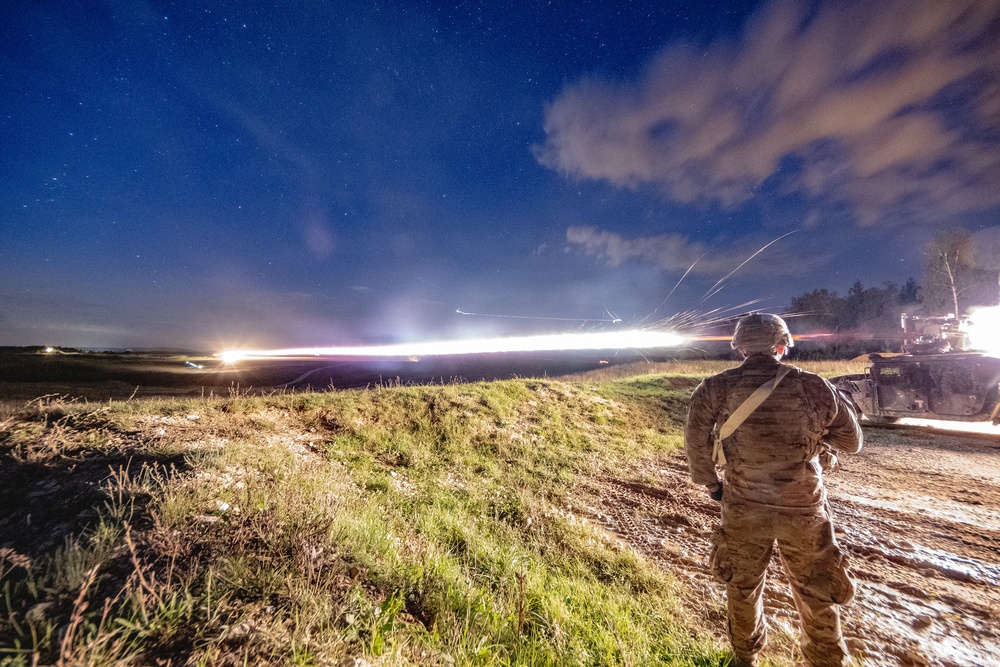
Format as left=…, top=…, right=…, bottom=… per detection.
left=217, top=329, right=689, bottom=364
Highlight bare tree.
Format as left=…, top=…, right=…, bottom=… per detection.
left=921, top=229, right=998, bottom=316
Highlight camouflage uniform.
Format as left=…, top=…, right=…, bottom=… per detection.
left=685, top=353, right=862, bottom=667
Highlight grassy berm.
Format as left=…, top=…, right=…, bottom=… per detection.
left=0, top=363, right=862, bottom=666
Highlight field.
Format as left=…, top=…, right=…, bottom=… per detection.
left=1, top=358, right=998, bottom=666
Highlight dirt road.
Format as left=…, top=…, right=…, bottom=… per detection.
left=583, top=423, right=1000, bottom=667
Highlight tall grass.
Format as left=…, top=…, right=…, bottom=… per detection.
left=0, top=370, right=810, bottom=666
left=561, top=359, right=868, bottom=383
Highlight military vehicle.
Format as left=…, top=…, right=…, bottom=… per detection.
left=830, top=314, right=1000, bottom=425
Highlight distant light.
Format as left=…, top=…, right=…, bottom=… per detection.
left=44, top=346, right=55, bottom=354
left=219, top=350, right=249, bottom=364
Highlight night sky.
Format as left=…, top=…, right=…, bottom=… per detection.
left=3, top=0, right=999, bottom=351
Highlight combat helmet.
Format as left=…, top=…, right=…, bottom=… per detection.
left=731, top=313, right=794, bottom=354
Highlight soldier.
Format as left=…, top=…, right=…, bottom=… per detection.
left=685, top=313, right=862, bottom=667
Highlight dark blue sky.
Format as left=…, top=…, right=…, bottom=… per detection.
left=3, top=0, right=999, bottom=350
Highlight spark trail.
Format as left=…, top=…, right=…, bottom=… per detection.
left=220, top=232, right=805, bottom=364
left=700, top=230, right=798, bottom=304
left=455, top=309, right=623, bottom=324
left=636, top=230, right=801, bottom=338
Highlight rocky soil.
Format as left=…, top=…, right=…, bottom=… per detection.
left=583, top=423, right=1000, bottom=667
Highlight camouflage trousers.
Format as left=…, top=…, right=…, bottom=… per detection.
left=710, top=499, right=855, bottom=667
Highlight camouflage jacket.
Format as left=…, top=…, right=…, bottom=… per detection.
left=685, top=354, right=863, bottom=507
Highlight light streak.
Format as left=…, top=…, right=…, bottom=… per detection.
left=898, top=418, right=1000, bottom=435
left=455, top=309, right=622, bottom=323
left=217, top=329, right=688, bottom=363
left=646, top=298, right=769, bottom=336
left=643, top=254, right=704, bottom=325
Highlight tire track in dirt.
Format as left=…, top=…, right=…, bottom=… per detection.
left=581, top=426, right=1000, bottom=667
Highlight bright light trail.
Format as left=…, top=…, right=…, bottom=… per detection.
left=217, top=329, right=688, bottom=364
left=899, top=418, right=1000, bottom=435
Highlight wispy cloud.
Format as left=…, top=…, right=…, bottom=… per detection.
left=537, top=0, right=1000, bottom=226
left=565, top=226, right=818, bottom=277
left=566, top=226, right=718, bottom=272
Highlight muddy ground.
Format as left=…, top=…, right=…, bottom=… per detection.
left=583, top=423, right=1000, bottom=667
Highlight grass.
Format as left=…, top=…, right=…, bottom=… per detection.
left=0, top=361, right=860, bottom=666
left=559, top=358, right=868, bottom=383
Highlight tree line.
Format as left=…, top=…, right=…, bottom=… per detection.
left=786, top=229, right=999, bottom=337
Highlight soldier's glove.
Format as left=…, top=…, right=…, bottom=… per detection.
left=708, top=483, right=723, bottom=502
left=818, top=449, right=840, bottom=474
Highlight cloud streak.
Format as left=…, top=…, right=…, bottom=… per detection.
left=537, top=0, right=1000, bottom=226
left=566, top=226, right=718, bottom=272
left=564, top=226, right=818, bottom=278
